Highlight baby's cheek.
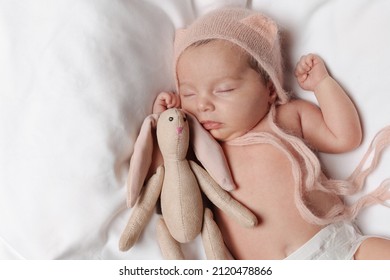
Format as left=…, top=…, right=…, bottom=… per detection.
left=180, top=101, right=195, bottom=113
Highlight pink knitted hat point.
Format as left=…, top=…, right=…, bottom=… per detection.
left=174, top=7, right=289, bottom=105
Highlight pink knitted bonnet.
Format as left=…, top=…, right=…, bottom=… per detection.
left=174, top=7, right=289, bottom=105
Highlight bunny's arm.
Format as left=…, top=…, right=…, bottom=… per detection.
left=189, top=161, right=257, bottom=228
left=119, top=165, right=164, bottom=251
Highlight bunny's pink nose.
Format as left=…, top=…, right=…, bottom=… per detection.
left=176, top=127, right=183, bottom=134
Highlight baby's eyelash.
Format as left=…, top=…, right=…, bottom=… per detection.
left=181, top=92, right=196, bottom=97
left=215, top=88, right=235, bottom=93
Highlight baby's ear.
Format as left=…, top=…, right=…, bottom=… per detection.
left=268, top=82, right=277, bottom=104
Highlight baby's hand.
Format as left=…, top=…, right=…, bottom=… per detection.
left=295, top=54, right=329, bottom=92
left=152, top=91, right=181, bottom=114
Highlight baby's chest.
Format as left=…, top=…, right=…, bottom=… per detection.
left=223, top=144, right=296, bottom=207
left=224, top=143, right=292, bottom=179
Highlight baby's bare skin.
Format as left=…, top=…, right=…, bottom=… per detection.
left=218, top=138, right=322, bottom=259
left=216, top=106, right=337, bottom=259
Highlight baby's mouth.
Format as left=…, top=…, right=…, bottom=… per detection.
left=201, top=121, right=222, bottom=130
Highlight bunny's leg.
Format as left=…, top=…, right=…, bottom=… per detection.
left=157, top=217, right=185, bottom=259
left=119, top=166, right=164, bottom=251
left=201, top=208, right=231, bottom=260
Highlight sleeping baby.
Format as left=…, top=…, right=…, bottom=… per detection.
left=152, top=7, right=390, bottom=259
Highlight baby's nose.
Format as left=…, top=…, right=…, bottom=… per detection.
left=176, top=127, right=183, bottom=134
left=197, top=95, right=214, bottom=112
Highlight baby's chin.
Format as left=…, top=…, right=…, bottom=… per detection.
left=211, top=129, right=247, bottom=142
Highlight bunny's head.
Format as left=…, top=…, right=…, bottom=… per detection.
left=127, top=108, right=236, bottom=207
left=157, top=109, right=189, bottom=160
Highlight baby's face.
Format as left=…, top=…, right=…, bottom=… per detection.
left=177, top=40, right=274, bottom=141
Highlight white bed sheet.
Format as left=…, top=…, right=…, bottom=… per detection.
left=1, top=0, right=389, bottom=259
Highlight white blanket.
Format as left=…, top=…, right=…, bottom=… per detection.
left=1, top=0, right=389, bottom=259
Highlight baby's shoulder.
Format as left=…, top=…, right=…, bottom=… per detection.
left=275, top=99, right=315, bottom=138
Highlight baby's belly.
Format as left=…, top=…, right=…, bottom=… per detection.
left=216, top=143, right=326, bottom=259
left=215, top=206, right=324, bottom=259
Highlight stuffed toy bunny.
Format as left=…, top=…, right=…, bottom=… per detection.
left=119, top=108, right=257, bottom=259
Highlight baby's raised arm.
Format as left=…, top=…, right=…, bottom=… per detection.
left=294, top=54, right=362, bottom=153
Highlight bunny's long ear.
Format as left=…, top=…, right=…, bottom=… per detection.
left=127, top=114, right=159, bottom=207
left=187, top=113, right=236, bottom=191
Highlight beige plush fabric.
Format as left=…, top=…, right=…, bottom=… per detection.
left=119, top=108, right=257, bottom=259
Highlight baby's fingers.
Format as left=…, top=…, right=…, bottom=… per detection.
left=297, top=73, right=308, bottom=83
left=295, top=64, right=310, bottom=79
left=295, top=64, right=307, bottom=76
left=165, top=93, right=180, bottom=108
left=159, top=92, right=180, bottom=109
left=303, top=54, right=315, bottom=68
left=295, top=55, right=312, bottom=74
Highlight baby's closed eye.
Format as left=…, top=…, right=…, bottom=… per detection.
left=214, top=83, right=239, bottom=94
left=181, top=90, right=196, bottom=97
left=215, top=87, right=235, bottom=93
left=179, top=85, right=196, bottom=97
